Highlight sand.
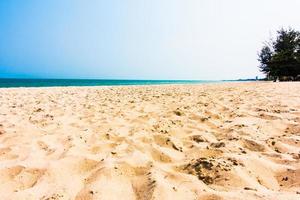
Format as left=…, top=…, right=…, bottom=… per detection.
left=0, top=82, right=299, bottom=200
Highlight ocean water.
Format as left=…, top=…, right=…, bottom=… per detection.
left=0, top=79, right=221, bottom=88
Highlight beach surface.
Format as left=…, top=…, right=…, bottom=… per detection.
left=0, top=82, right=299, bottom=200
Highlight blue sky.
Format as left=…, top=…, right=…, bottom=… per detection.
left=1, top=0, right=300, bottom=80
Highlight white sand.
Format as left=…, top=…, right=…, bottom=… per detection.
left=0, top=82, right=299, bottom=200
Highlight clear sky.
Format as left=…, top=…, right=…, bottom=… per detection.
left=1, top=0, right=300, bottom=80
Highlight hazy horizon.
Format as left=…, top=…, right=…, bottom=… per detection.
left=1, top=0, right=300, bottom=80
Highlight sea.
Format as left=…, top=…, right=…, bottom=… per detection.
left=0, top=79, right=222, bottom=88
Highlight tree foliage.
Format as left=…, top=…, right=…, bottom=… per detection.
left=258, top=28, right=300, bottom=80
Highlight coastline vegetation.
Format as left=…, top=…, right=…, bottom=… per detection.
left=258, top=28, right=300, bottom=81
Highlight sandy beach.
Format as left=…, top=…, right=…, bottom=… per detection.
left=0, top=82, right=299, bottom=200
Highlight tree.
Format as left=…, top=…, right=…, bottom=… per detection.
left=258, top=45, right=272, bottom=76
left=258, top=28, right=300, bottom=80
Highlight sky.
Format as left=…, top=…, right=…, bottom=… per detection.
left=1, top=0, right=300, bottom=80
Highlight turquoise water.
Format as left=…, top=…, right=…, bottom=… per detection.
left=0, top=79, right=221, bottom=88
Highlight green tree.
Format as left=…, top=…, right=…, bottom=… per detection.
left=258, top=28, right=300, bottom=80
left=258, top=45, right=273, bottom=76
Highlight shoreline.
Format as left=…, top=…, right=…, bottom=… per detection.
left=0, top=80, right=257, bottom=90
left=0, top=78, right=260, bottom=89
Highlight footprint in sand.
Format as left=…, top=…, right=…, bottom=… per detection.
left=0, top=147, right=18, bottom=160
left=153, top=135, right=183, bottom=152
left=0, top=166, right=45, bottom=192
left=75, top=164, right=147, bottom=200
left=242, top=139, right=265, bottom=152
left=276, top=169, right=300, bottom=189
left=150, top=147, right=173, bottom=163
left=198, top=194, right=223, bottom=200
